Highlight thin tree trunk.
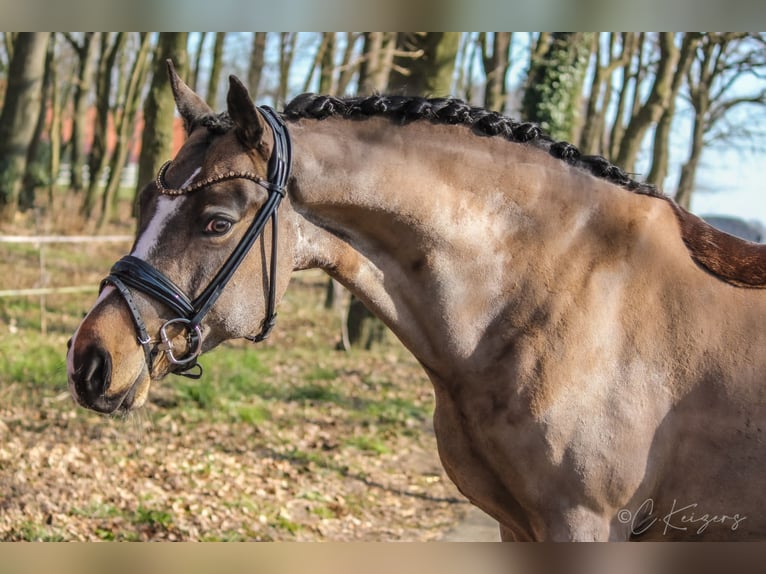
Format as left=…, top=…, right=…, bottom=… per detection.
left=98, top=33, right=152, bottom=230
left=481, top=32, right=512, bottom=112
left=83, top=32, right=126, bottom=219
left=64, top=32, right=97, bottom=194
left=48, top=39, right=63, bottom=207
left=190, top=32, right=208, bottom=92
left=0, top=32, right=50, bottom=221
left=336, top=33, right=359, bottom=96
left=615, top=33, right=678, bottom=172
left=609, top=33, right=638, bottom=160
left=277, top=33, right=297, bottom=106
left=247, top=32, right=267, bottom=100
left=388, top=32, right=460, bottom=96
left=206, top=33, right=226, bottom=109
left=647, top=33, right=700, bottom=187
left=318, top=33, right=336, bottom=94
left=135, top=33, right=188, bottom=213
left=19, top=34, right=55, bottom=212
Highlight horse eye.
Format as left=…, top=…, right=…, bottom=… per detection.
left=204, top=218, right=233, bottom=235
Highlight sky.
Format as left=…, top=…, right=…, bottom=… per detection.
left=689, top=149, right=765, bottom=228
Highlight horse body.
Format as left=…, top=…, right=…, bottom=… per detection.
left=67, top=67, right=766, bottom=541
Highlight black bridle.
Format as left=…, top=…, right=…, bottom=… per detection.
left=101, top=106, right=292, bottom=379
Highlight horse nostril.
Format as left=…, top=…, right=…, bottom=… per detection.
left=75, top=345, right=113, bottom=405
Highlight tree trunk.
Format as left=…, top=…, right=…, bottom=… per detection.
left=521, top=32, right=592, bottom=142
left=277, top=33, right=297, bottom=106
left=83, top=32, right=125, bottom=219
left=358, top=32, right=395, bottom=94
left=19, top=34, right=55, bottom=212
left=99, top=33, right=152, bottom=229
left=135, top=33, right=188, bottom=212
left=0, top=32, right=50, bottom=221
left=388, top=32, right=460, bottom=96
left=609, top=33, right=639, bottom=160
left=206, top=33, right=226, bottom=109
left=318, top=33, right=336, bottom=94
left=336, top=33, right=359, bottom=96
left=481, top=32, right=512, bottom=112
left=647, top=33, right=700, bottom=187
left=247, top=32, right=267, bottom=100
left=64, top=32, right=97, bottom=194
left=615, top=33, right=678, bottom=173
left=190, top=32, right=208, bottom=92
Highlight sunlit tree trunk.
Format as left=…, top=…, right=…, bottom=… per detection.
left=277, top=33, right=297, bottom=106
left=647, top=33, right=700, bottom=188
left=608, top=33, right=640, bottom=161
left=206, top=33, right=226, bottom=109
left=520, top=32, right=592, bottom=142
left=135, top=33, right=187, bottom=212
left=388, top=32, right=460, bottom=96
left=19, top=34, right=55, bottom=212
left=64, top=32, right=97, bottom=194
left=0, top=32, right=50, bottom=221
left=190, top=32, right=208, bottom=93
left=83, top=32, right=126, bottom=219
left=481, top=32, right=511, bottom=112
left=248, top=32, right=267, bottom=100
left=99, top=33, right=152, bottom=230
left=615, top=33, right=678, bottom=173
left=336, top=33, right=360, bottom=96
left=358, top=32, right=396, bottom=94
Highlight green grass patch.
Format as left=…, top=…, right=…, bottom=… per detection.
left=134, top=505, right=174, bottom=530
left=235, top=404, right=272, bottom=425
left=345, top=435, right=390, bottom=455
left=0, top=332, right=68, bottom=389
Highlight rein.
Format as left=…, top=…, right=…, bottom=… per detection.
left=101, top=106, right=292, bottom=379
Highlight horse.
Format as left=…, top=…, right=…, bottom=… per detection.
left=67, top=61, right=766, bottom=541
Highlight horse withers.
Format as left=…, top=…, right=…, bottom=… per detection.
left=67, top=62, right=766, bottom=541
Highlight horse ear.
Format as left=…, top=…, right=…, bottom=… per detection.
left=166, top=59, right=214, bottom=134
left=226, top=74, right=266, bottom=148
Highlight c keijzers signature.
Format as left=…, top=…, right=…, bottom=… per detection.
left=617, top=498, right=747, bottom=536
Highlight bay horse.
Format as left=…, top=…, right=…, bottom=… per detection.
left=67, top=62, right=766, bottom=541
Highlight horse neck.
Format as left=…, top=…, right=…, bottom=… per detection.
left=285, top=117, right=659, bottom=372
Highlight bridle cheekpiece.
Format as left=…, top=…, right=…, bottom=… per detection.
left=101, top=106, right=291, bottom=379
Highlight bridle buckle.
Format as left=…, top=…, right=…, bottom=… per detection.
left=159, top=318, right=203, bottom=366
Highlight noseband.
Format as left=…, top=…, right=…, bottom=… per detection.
left=101, top=106, right=292, bottom=379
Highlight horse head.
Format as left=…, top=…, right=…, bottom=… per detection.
left=67, top=62, right=294, bottom=413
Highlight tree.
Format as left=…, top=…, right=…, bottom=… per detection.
left=135, top=33, right=188, bottom=209
left=521, top=32, right=592, bottom=142
left=646, top=33, right=700, bottom=188
left=206, top=33, right=227, bottom=109
left=480, top=32, right=512, bottom=112
left=277, top=33, right=297, bottom=106
left=63, top=32, right=97, bottom=194
left=388, top=32, right=461, bottom=96
left=98, top=33, right=152, bottom=230
left=0, top=32, right=50, bottom=221
left=247, top=32, right=267, bottom=100
left=614, top=33, right=679, bottom=173
left=358, top=32, right=396, bottom=94
left=82, top=32, right=126, bottom=218
left=675, top=33, right=766, bottom=209
left=578, top=33, right=636, bottom=156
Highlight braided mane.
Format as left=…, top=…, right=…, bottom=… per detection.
left=283, top=93, right=664, bottom=199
